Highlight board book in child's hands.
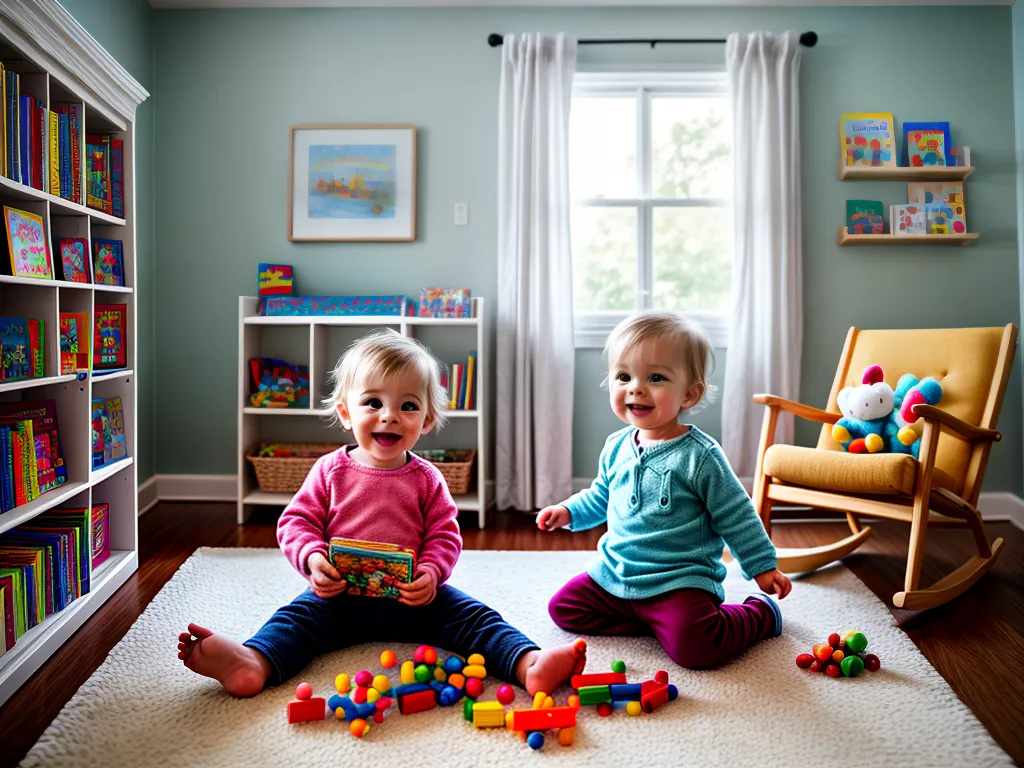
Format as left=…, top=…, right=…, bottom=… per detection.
left=329, top=538, right=415, bottom=598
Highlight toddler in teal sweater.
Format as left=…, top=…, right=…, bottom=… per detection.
left=539, top=310, right=791, bottom=668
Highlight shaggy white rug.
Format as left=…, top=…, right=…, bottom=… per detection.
left=24, top=549, right=1010, bottom=768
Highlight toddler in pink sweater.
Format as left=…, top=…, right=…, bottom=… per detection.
left=177, top=329, right=585, bottom=697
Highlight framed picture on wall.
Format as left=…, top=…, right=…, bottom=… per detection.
left=288, top=124, right=417, bottom=242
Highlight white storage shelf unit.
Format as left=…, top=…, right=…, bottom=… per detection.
left=237, top=296, right=490, bottom=527
left=0, top=1, right=147, bottom=707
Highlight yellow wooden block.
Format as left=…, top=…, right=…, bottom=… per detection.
left=463, top=664, right=487, bottom=679
left=335, top=673, right=350, bottom=695
left=558, top=726, right=575, bottom=746
left=467, top=653, right=486, bottom=666
left=532, top=691, right=547, bottom=710
left=400, top=661, right=416, bottom=685
left=473, top=701, right=505, bottom=728
left=543, top=696, right=554, bottom=710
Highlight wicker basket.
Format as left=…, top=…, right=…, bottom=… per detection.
left=246, top=443, right=341, bottom=494
left=417, top=449, right=476, bottom=495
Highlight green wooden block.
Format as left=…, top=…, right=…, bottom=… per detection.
left=579, top=685, right=611, bottom=705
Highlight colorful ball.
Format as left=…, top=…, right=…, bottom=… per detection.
left=352, top=687, right=368, bottom=704
left=379, top=650, right=397, bottom=669
left=296, top=682, right=312, bottom=701
left=841, top=655, right=865, bottom=678
left=654, top=670, right=668, bottom=684
left=414, top=645, right=431, bottom=664
left=527, top=732, right=545, bottom=750
left=845, top=632, right=868, bottom=654
left=448, top=673, right=466, bottom=690
left=863, top=653, right=881, bottom=673
left=465, top=677, right=484, bottom=699
left=366, top=688, right=380, bottom=703
left=468, top=653, right=486, bottom=666
left=832, top=650, right=845, bottom=663
left=825, top=664, right=842, bottom=679
left=596, top=702, right=613, bottom=717
left=444, top=655, right=464, bottom=675
left=414, top=664, right=432, bottom=684
left=335, top=673, right=350, bottom=694
left=809, top=659, right=823, bottom=674
left=813, top=644, right=833, bottom=662
left=372, top=674, right=391, bottom=693
left=496, top=684, right=515, bottom=705
left=611, top=659, right=626, bottom=674
left=827, top=632, right=841, bottom=648
left=424, top=647, right=438, bottom=665
left=626, top=701, right=642, bottom=716
left=354, top=670, right=373, bottom=687
left=349, top=718, right=369, bottom=738
left=795, top=653, right=814, bottom=669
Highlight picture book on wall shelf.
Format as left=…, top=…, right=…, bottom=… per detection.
left=891, top=204, right=926, bottom=235
left=329, top=537, right=416, bottom=598
left=1, top=317, right=44, bottom=381
left=845, top=200, right=884, bottom=235
left=92, top=238, right=124, bottom=287
left=59, top=312, right=90, bottom=374
left=901, top=121, right=952, bottom=168
left=3, top=206, right=52, bottom=280
left=907, top=182, right=966, bottom=233
left=840, top=112, right=896, bottom=168
left=58, top=238, right=89, bottom=283
left=102, top=396, right=127, bottom=464
left=93, top=304, right=126, bottom=370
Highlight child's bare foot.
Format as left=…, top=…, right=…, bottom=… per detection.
left=517, top=638, right=588, bottom=696
left=177, top=623, right=271, bottom=698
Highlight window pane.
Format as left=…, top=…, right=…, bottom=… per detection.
left=570, top=97, right=636, bottom=199
left=651, top=97, right=731, bottom=199
left=572, top=206, right=637, bottom=312
left=652, top=207, right=732, bottom=313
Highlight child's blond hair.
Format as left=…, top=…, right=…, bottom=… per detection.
left=604, top=310, right=718, bottom=413
left=322, top=329, right=449, bottom=429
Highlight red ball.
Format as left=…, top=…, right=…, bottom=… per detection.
left=296, top=682, right=312, bottom=700
left=596, top=702, right=613, bottom=717
left=496, top=684, right=515, bottom=705
left=654, top=670, right=668, bottom=684
left=414, top=645, right=430, bottom=664
left=827, top=633, right=841, bottom=648
left=465, top=677, right=484, bottom=699
left=863, top=653, right=881, bottom=673
left=795, top=653, right=814, bottom=669
left=813, top=644, right=833, bottom=662
left=424, top=647, right=438, bottom=665
left=825, top=664, right=842, bottom=678
left=809, top=659, right=823, bottom=673
left=354, top=670, right=373, bottom=687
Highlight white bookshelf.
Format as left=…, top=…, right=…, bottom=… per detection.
left=237, top=296, right=491, bottom=528
left=0, top=0, right=148, bottom=706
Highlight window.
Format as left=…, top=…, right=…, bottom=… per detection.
left=569, top=72, right=732, bottom=348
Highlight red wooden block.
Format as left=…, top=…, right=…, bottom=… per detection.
left=640, top=683, right=670, bottom=714
left=287, top=697, right=326, bottom=723
left=508, top=706, right=577, bottom=731
left=398, top=688, right=437, bottom=715
left=570, top=672, right=627, bottom=689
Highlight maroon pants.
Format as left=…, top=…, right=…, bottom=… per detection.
left=548, top=573, right=776, bottom=669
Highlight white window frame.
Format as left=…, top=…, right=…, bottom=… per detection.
left=571, top=71, right=732, bottom=349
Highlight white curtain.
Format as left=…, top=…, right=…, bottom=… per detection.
left=495, top=33, right=577, bottom=511
left=722, top=31, right=803, bottom=479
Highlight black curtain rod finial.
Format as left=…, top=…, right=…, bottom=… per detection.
left=799, top=31, right=818, bottom=48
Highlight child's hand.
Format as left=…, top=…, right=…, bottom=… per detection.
left=754, top=568, right=792, bottom=599
left=307, top=552, right=347, bottom=599
left=536, top=505, right=571, bottom=531
left=397, top=570, right=437, bottom=607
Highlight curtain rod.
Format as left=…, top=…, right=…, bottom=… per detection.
left=487, top=31, right=817, bottom=48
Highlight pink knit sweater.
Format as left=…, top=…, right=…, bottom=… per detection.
left=276, top=446, right=462, bottom=587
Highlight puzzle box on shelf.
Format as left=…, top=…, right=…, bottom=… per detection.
left=258, top=263, right=294, bottom=296
left=419, top=288, right=472, bottom=318
left=259, top=295, right=414, bottom=317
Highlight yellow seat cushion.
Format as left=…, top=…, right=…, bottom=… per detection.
left=762, top=445, right=961, bottom=497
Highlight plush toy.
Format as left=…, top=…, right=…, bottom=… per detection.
left=831, top=365, right=943, bottom=456
left=831, top=365, right=893, bottom=453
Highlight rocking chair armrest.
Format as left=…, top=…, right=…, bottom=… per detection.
left=752, top=394, right=840, bottom=425
left=911, top=404, right=1001, bottom=444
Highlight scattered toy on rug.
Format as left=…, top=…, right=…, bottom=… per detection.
left=795, top=631, right=881, bottom=678
left=573, top=660, right=679, bottom=716
left=287, top=681, right=327, bottom=724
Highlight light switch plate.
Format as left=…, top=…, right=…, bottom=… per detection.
left=454, top=202, right=469, bottom=226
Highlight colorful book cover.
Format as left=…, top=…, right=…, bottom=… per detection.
left=93, top=304, right=126, bottom=369
left=258, top=263, right=293, bottom=296
left=465, top=352, right=476, bottom=410
left=4, top=205, right=52, bottom=279
left=59, top=237, right=90, bottom=283
left=329, top=537, right=415, bottom=598
left=907, top=182, right=966, bottom=233
left=891, top=204, right=926, bottom=235
left=0, top=317, right=30, bottom=380
left=69, top=104, right=81, bottom=204
left=85, top=133, right=111, bottom=213
left=103, top=396, right=126, bottom=462
left=845, top=200, right=885, bottom=234
left=840, top=112, right=896, bottom=168
left=902, top=121, right=952, bottom=168
left=90, top=503, right=110, bottom=568
left=91, top=398, right=105, bottom=469
left=92, top=238, right=124, bottom=286
left=48, top=109, right=59, bottom=196
left=111, top=139, right=123, bottom=217
left=27, top=318, right=43, bottom=377
left=0, top=575, right=13, bottom=650
left=57, top=110, right=68, bottom=198
left=0, top=399, right=66, bottom=493
left=926, top=202, right=959, bottom=234
left=419, top=287, right=472, bottom=318
left=60, top=312, right=90, bottom=373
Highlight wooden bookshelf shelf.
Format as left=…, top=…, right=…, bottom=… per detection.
left=836, top=228, right=979, bottom=247
left=0, top=173, right=127, bottom=225
left=837, top=165, right=975, bottom=182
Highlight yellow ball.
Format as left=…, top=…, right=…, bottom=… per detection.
left=372, top=674, right=391, bottom=693
left=832, top=424, right=851, bottom=443
left=898, top=427, right=919, bottom=446
left=467, top=653, right=486, bottom=666
left=350, top=718, right=369, bottom=738
left=864, top=433, right=884, bottom=453
left=335, top=673, right=350, bottom=694
left=366, top=688, right=380, bottom=703
left=626, top=701, right=642, bottom=716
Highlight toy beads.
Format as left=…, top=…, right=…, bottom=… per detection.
left=296, top=682, right=312, bottom=700
left=380, top=649, right=398, bottom=669
left=349, top=719, right=370, bottom=738
left=496, top=684, right=515, bottom=705
left=335, top=673, right=350, bottom=694
left=797, top=630, right=881, bottom=679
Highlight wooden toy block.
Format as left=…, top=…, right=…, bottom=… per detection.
left=578, top=685, right=611, bottom=705
left=609, top=683, right=642, bottom=701
left=472, top=701, right=506, bottom=728
left=287, top=697, right=326, bottom=723
left=508, top=706, right=577, bottom=731
left=558, top=726, right=575, bottom=746
left=463, top=664, right=487, bottom=678
left=571, top=672, right=627, bottom=688
left=398, top=688, right=437, bottom=715
left=393, top=682, right=430, bottom=697
left=640, top=682, right=679, bottom=714
left=467, top=653, right=486, bottom=666
left=447, top=673, right=466, bottom=689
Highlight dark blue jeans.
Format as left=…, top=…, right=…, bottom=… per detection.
left=243, top=584, right=540, bottom=687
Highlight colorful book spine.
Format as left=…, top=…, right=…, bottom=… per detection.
left=18, top=94, right=30, bottom=187
left=111, top=138, right=123, bottom=218
left=34, top=98, right=45, bottom=192
left=0, top=61, right=6, bottom=179
left=464, top=352, right=476, bottom=410
left=69, top=104, right=81, bottom=204
left=57, top=111, right=69, bottom=198
left=48, top=110, right=59, bottom=196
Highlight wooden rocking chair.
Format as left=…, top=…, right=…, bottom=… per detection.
left=751, top=324, right=1016, bottom=611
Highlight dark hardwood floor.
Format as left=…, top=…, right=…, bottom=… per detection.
left=1, top=503, right=1022, bottom=767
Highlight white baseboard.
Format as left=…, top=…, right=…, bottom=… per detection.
left=138, top=476, right=159, bottom=516
left=570, top=478, right=1024, bottom=531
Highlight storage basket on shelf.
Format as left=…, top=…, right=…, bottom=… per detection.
left=416, top=449, right=476, bottom=495
left=246, top=443, right=341, bottom=494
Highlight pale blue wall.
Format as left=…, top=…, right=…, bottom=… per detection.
left=146, top=5, right=1020, bottom=494
left=1015, top=1, right=1024, bottom=485
left=57, top=0, right=156, bottom=483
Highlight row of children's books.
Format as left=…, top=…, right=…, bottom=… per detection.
left=840, top=112, right=968, bottom=170
left=1, top=62, right=123, bottom=216
left=0, top=399, right=67, bottom=514
left=92, top=396, right=127, bottom=470
left=0, top=504, right=110, bottom=655
left=0, top=317, right=44, bottom=382
left=846, top=181, right=967, bottom=236
left=439, top=352, right=477, bottom=411
left=62, top=304, right=127, bottom=373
